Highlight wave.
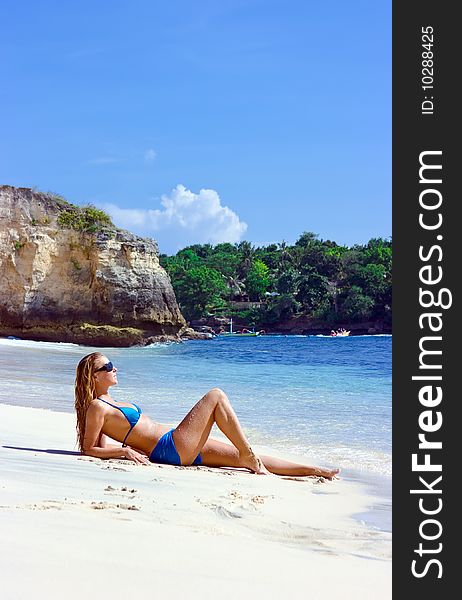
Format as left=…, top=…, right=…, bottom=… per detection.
left=0, top=337, right=81, bottom=351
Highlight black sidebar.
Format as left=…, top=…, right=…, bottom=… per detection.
left=393, top=1, right=459, bottom=597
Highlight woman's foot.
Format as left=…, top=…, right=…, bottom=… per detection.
left=315, top=467, right=340, bottom=481
left=239, top=448, right=271, bottom=475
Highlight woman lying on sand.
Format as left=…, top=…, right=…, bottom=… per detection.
left=75, top=352, right=340, bottom=480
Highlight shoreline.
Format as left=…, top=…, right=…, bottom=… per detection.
left=0, top=403, right=391, bottom=599
left=0, top=331, right=392, bottom=350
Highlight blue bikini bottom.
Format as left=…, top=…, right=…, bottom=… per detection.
left=149, top=429, right=202, bottom=466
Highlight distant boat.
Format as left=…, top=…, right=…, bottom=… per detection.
left=330, top=328, right=350, bottom=337
left=219, top=318, right=262, bottom=337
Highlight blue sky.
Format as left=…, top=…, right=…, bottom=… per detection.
left=0, top=0, right=391, bottom=255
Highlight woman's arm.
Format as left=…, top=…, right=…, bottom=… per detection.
left=83, top=403, right=148, bottom=464
left=82, top=402, right=125, bottom=458
left=98, top=433, right=110, bottom=448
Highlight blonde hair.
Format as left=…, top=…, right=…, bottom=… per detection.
left=75, top=352, right=103, bottom=452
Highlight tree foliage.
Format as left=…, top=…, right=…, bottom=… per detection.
left=245, top=260, right=270, bottom=301
left=160, top=233, right=392, bottom=326
left=169, top=264, right=227, bottom=319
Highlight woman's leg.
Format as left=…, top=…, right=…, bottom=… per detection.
left=172, top=388, right=270, bottom=474
left=199, top=438, right=340, bottom=480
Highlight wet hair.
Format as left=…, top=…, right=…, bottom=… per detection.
left=74, top=352, right=103, bottom=452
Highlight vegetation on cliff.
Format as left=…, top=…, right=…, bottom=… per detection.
left=160, top=233, right=392, bottom=328
left=22, top=189, right=115, bottom=234
left=57, top=205, right=113, bottom=233
left=52, top=196, right=114, bottom=233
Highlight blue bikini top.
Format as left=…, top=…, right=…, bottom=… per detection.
left=97, top=397, right=142, bottom=446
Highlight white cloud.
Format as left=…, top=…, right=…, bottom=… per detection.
left=102, top=184, right=247, bottom=254
left=144, top=148, right=157, bottom=162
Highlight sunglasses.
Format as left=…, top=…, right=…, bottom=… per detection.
left=95, top=361, right=114, bottom=373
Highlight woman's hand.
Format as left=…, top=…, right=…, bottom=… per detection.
left=123, top=447, right=150, bottom=465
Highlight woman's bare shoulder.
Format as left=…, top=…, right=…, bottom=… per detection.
left=87, top=398, right=107, bottom=414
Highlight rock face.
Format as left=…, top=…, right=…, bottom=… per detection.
left=0, top=186, right=186, bottom=345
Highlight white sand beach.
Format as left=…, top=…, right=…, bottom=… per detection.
left=0, top=403, right=391, bottom=600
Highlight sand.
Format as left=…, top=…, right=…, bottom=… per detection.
left=0, top=403, right=391, bottom=599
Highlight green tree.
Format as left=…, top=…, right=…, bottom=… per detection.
left=339, top=286, right=374, bottom=321
left=173, top=266, right=227, bottom=319
left=277, top=240, right=292, bottom=271
left=255, top=243, right=279, bottom=271
left=214, top=242, right=239, bottom=255
left=353, top=263, right=388, bottom=298
left=276, top=268, right=299, bottom=295
left=364, top=237, right=392, bottom=269
left=225, top=275, right=246, bottom=300
left=182, top=244, right=213, bottom=259
left=161, top=248, right=202, bottom=279
left=205, top=250, right=240, bottom=279
left=296, top=267, right=330, bottom=312
left=237, top=241, right=255, bottom=278
left=294, top=231, right=319, bottom=247
left=266, top=294, right=301, bottom=322
left=244, top=260, right=270, bottom=301
left=176, top=248, right=203, bottom=266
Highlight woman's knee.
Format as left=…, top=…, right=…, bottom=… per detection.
left=205, top=387, right=228, bottom=404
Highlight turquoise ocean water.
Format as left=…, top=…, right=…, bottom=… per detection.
left=0, top=334, right=391, bottom=528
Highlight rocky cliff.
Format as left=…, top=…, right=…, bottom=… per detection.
left=0, top=185, right=188, bottom=346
